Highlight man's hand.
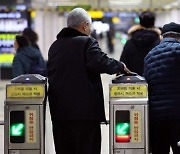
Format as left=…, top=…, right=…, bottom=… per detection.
left=121, top=62, right=137, bottom=75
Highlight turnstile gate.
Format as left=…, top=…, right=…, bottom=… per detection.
left=109, top=74, right=149, bottom=154
left=4, top=74, right=47, bottom=154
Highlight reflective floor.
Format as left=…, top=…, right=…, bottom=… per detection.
left=0, top=38, right=173, bottom=154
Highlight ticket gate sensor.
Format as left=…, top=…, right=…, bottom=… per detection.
left=4, top=74, right=47, bottom=154
left=109, top=74, right=149, bottom=154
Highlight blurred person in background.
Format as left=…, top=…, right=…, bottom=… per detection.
left=106, top=25, right=115, bottom=54
left=12, top=35, right=46, bottom=78
left=144, top=22, right=180, bottom=154
left=120, top=11, right=161, bottom=76
left=23, top=27, right=40, bottom=50
left=47, top=8, right=131, bottom=154
left=91, top=29, right=97, bottom=39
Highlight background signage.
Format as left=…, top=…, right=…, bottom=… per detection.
left=0, top=10, right=30, bottom=67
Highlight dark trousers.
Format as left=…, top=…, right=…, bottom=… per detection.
left=150, top=120, right=180, bottom=154
left=52, top=120, right=101, bottom=154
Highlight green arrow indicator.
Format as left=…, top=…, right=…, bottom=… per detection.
left=116, top=123, right=130, bottom=135
left=10, top=123, right=24, bottom=136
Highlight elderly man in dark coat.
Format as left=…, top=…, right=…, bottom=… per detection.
left=47, top=8, right=130, bottom=154
left=144, top=22, right=180, bottom=154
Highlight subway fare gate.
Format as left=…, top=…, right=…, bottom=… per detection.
left=109, top=74, right=149, bottom=154
left=4, top=74, right=47, bottom=154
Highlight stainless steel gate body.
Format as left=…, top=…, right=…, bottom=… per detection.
left=4, top=74, right=47, bottom=154
left=109, top=75, right=149, bottom=154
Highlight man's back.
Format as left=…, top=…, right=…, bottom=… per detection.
left=144, top=22, right=180, bottom=154
left=48, top=28, right=104, bottom=121
left=144, top=37, right=180, bottom=122
left=47, top=27, right=124, bottom=123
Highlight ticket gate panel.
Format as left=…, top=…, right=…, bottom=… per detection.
left=5, top=104, right=42, bottom=150
left=4, top=75, right=47, bottom=154
left=113, top=105, right=146, bottom=149
left=109, top=75, right=149, bottom=154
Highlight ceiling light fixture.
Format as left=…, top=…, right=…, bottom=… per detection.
left=109, top=0, right=142, bottom=5
left=47, top=2, right=77, bottom=7
left=163, top=1, right=180, bottom=9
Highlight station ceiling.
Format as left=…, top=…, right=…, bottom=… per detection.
left=32, top=0, right=180, bottom=10
left=0, top=0, right=179, bottom=11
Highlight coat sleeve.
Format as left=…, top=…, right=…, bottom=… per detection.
left=86, top=38, right=124, bottom=74
left=12, top=55, right=24, bottom=78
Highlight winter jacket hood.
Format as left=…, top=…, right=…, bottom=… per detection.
left=128, top=25, right=161, bottom=49
left=12, top=46, right=46, bottom=78
left=17, top=46, right=41, bottom=60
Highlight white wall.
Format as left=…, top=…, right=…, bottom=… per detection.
left=156, top=9, right=180, bottom=28
left=34, top=11, right=67, bottom=60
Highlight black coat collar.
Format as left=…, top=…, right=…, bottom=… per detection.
left=57, top=27, right=87, bottom=38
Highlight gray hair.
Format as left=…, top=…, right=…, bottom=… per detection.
left=67, top=8, right=92, bottom=28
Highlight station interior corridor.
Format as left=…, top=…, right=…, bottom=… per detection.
left=0, top=35, right=176, bottom=153
left=1, top=0, right=180, bottom=153
left=0, top=35, right=176, bottom=154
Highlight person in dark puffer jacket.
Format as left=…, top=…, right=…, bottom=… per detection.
left=120, top=11, right=161, bottom=76
left=144, top=22, right=180, bottom=154
left=12, top=35, right=46, bottom=78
